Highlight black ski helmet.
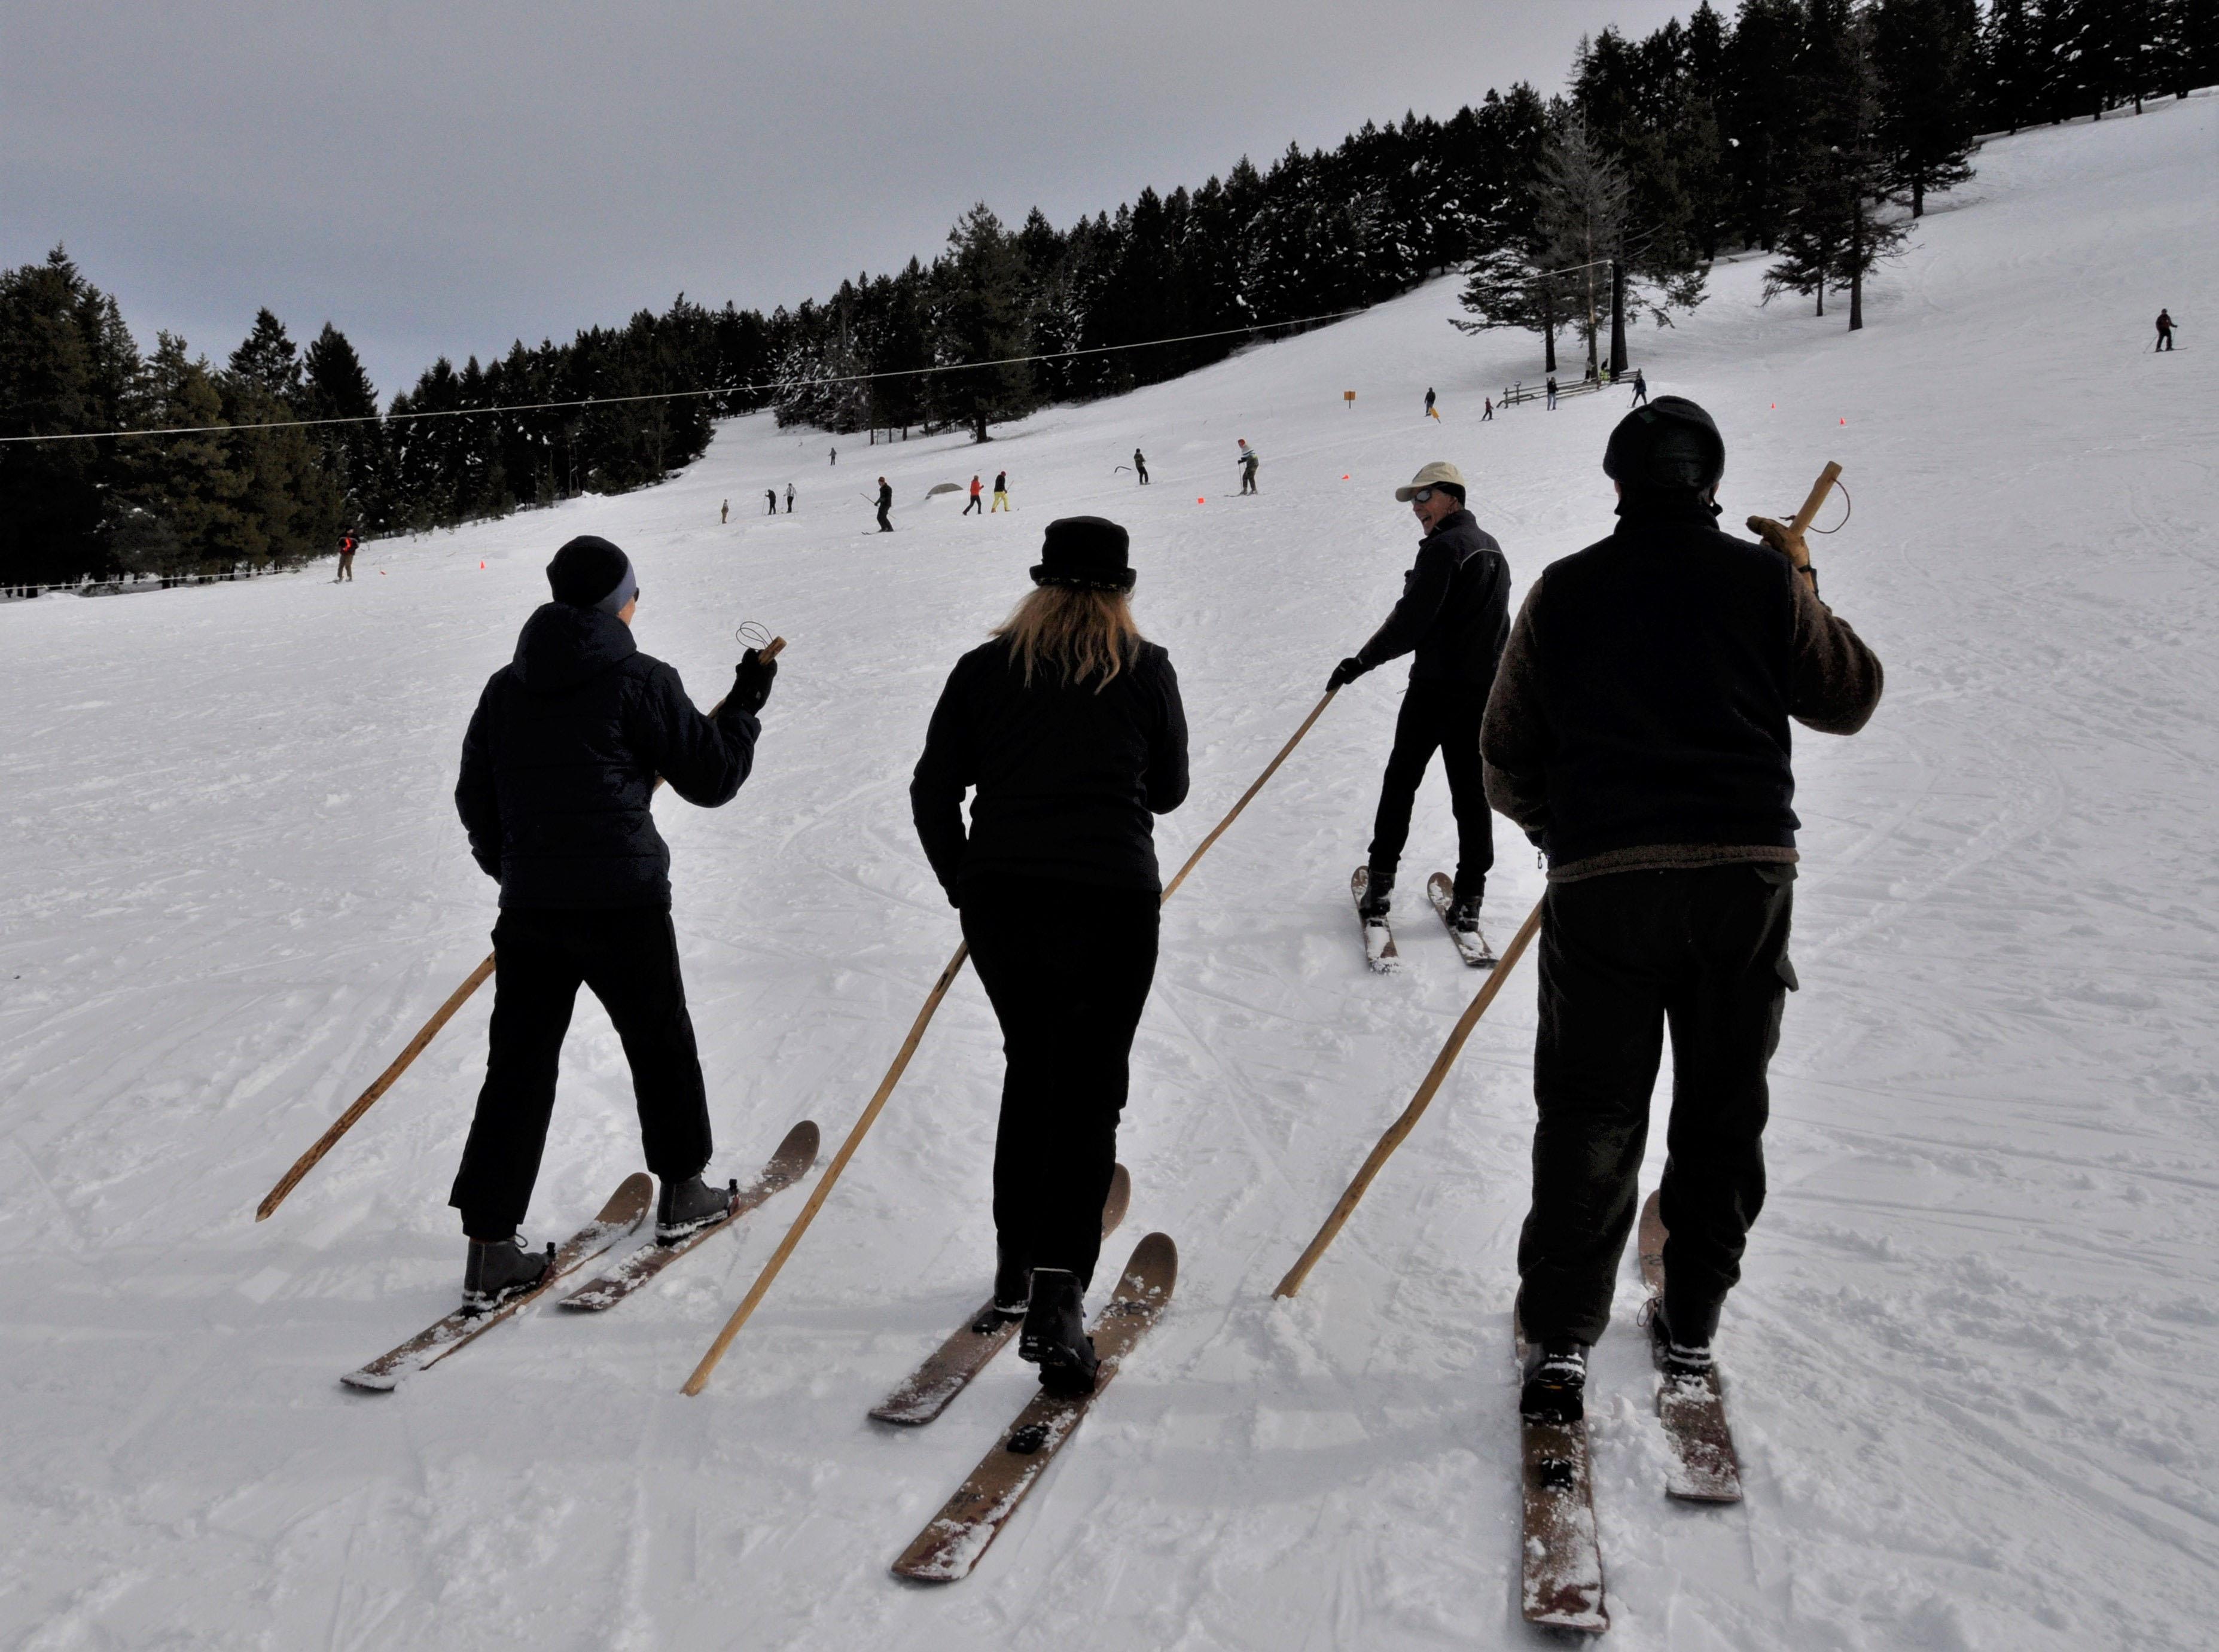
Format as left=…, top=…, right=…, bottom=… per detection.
left=1604, top=395, right=1726, bottom=495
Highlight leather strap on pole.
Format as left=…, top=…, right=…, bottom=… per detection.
left=1788, top=462, right=1842, bottom=537
left=1273, top=896, right=1545, bottom=1299
left=253, top=636, right=785, bottom=1221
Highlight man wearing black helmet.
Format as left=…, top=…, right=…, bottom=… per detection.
left=448, top=535, right=779, bottom=1309
left=1481, top=398, right=1882, bottom=1424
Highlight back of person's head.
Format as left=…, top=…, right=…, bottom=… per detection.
left=998, top=517, right=1142, bottom=691
left=1603, top=396, right=1726, bottom=498
left=546, top=536, right=635, bottom=612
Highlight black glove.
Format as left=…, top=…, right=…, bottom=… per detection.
left=730, top=648, right=778, bottom=714
left=1327, top=656, right=1369, bottom=691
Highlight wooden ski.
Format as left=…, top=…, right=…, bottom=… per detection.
left=1514, top=1310, right=1610, bottom=1633
left=1426, top=872, right=1498, bottom=968
left=1637, top=1189, right=1743, bottom=1503
left=869, top=1164, right=1132, bottom=1427
left=560, top=1120, right=818, bottom=1312
left=342, top=1173, right=652, bottom=1391
left=891, top=1232, right=1177, bottom=1583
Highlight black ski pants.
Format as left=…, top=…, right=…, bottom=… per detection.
left=961, top=877, right=1159, bottom=1290
left=1516, top=864, right=1796, bottom=1346
left=877, top=503, right=894, bottom=531
left=450, top=906, right=713, bottom=1240
left=963, top=493, right=982, bottom=515
left=1367, top=678, right=1495, bottom=900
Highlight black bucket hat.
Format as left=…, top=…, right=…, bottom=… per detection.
left=1031, top=516, right=1135, bottom=592
left=1604, top=395, right=1726, bottom=495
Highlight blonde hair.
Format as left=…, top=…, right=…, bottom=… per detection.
left=993, top=584, right=1144, bottom=691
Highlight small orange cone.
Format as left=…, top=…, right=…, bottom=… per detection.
left=480, top=560, right=486, bottom=569
left=1197, top=496, right=1206, bottom=504
left=1343, top=474, right=1350, bottom=480
left=1839, top=417, right=1846, bottom=425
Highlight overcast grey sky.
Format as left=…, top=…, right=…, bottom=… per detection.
left=3, top=1, right=1695, bottom=400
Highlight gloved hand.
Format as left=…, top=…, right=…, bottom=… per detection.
left=730, top=647, right=778, bottom=714
left=1327, top=656, right=1370, bottom=691
left=1746, top=514, right=1811, bottom=572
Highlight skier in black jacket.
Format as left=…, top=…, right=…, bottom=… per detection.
left=1328, top=461, right=1511, bottom=949
left=874, top=478, right=894, bottom=532
left=1482, top=398, right=1882, bottom=1423
left=449, top=535, right=779, bottom=1309
left=911, top=516, right=1188, bottom=1395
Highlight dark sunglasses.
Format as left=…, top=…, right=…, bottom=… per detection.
left=1408, top=487, right=1435, bottom=504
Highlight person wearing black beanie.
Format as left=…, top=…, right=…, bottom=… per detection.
left=1479, top=399, right=1883, bottom=1430
left=444, top=535, right=782, bottom=1309
left=909, top=516, right=1188, bottom=1396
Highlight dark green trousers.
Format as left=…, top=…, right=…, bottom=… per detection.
left=1516, top=862, right=1796, bottom=1346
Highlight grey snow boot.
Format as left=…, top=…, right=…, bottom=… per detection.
left=462, top=1234, right=553, bottom=1313
left=656, top=1173, right=737, bottom=1243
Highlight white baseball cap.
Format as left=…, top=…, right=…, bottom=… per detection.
left=1394, top=461, right=1467, bottom=502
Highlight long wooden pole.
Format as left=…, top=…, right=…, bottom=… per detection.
left=682, top=687, right=1340, bottom=1393
left=254, top=636, right=785, bottom=1221
left=1273, top=896, right=1546, bottom=1299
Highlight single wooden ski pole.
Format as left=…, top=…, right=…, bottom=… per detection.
left=255, top=637, right=785, bottom=1222
left=1788, top=461, right=1842, bottom=536
left=1273, top=895, right=1545, bottom=1299
left=682, top=685, right=1342, bottom=1394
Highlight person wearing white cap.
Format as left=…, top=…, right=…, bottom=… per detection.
left=1327, top=462, right=1511, bottom=953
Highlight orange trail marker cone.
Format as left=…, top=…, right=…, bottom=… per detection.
left=479, top=560, right=486, bottom=568
left=1197, top=496, right=1206, bottom=504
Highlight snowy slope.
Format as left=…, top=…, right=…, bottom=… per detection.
left=2, top=96, right=2215, bottom=1650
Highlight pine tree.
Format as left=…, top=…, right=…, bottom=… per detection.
left=227, top=309, right=304, bottom=406
left=301, top=321, right=385, bottom=531
left=1982, top=0, right=2043, bottom=131
left=932, top=204, right=1034, bottom=443
left=1871, top=0, right=1982, bottom=215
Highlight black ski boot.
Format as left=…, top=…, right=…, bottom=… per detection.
left=462, top=1234, right=553, bottom=1313
left=656, top=1173, right=737, bottom=1243
left=1017, top=1267, right=1099, bottom=1396
left=1644, top=1297, right=1718, bottom=1388
left=974, top=1242, right=1032, bottom=1334
left=1520, top=1337, right=1590, bottom=1425
left=1358, top=866, right=1395, bottom=920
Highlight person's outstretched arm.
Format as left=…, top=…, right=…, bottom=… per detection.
left=633, top=654, right=770, bottom=807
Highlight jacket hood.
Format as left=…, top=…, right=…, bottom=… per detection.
left=511, top=601, right=638, bottom=694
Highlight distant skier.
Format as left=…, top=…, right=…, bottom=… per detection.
left=1480, top=398, right=1883, bottom=1425
left=766, top=489, right=778, bottom=516
left=1546, top=376, right=1559, bottom=410
left=1425, top=386, right=1439, bottom=421
left=964, top=474, right=984, bottom=516
left=2155, top=309, right=2175, bottom=351
left=336, top=533, right=357, bottom=582
left=830, top=446, right=837, bottom=465
left=1629, top=369, right=1649, bottom=406
left=1133, top=448, right=1150, bottom=485
left=449, top=535, right=779, bottom=1309
left=1237, top=440, right=1260, bottom=495
left=991, top=470, right=1011, bottom=512
left=1327, top=461, right=1510, bottom=955
left=910, top=516, right=1188, bottom=1395
left=875, top=477, right=894, bottom=532
left=785, top=483, right=795, bottom=514
left=1482, top=397, right=1494, bottom=423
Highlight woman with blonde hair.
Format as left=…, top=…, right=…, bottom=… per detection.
left=910, top=516, right=1189, bottom=1393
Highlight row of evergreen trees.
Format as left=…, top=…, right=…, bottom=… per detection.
left=2, top=0, right=2208, bottom=586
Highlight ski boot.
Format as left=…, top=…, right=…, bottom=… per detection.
left=655, top=1172, right=738, bottom=1243
left=1017, top=1267, right=1100, bottom=1397
left=462, top=1233, right=553, bottom=1313
left=1643, top=1296, right=1719, bottom=1389
left=973, top=1243, right=1032, bottom=1335
left=1357, top=865, right=1395, bottom=921
left=1520, top=1336, right=1590, bottom=1425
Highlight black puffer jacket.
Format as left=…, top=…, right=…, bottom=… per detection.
left=456, top=603, right=760, bottom=909
left=1354, top=508, right=1511, bottom=692
left=911, top=636, right=1189, bottom=895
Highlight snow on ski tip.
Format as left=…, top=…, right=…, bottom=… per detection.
left=1351, top=866, right=1398, bottom=973
left=1638, top=1190, right=1743, bottom=1504
left=890, top=1232, right=1177, bottom=1583
left=1426, top=872, right=1497, bottom=968
left=1513, top=1310, right=1609, bottom=1634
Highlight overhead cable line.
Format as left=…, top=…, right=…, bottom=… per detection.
left=0, top=306, right=1370, bottom=446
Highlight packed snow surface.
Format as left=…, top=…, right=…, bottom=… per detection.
left=4, top=99, right=2215, bottom=1650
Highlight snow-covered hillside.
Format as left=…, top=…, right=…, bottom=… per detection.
left=3, top=96, right=2215, bottom=1650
